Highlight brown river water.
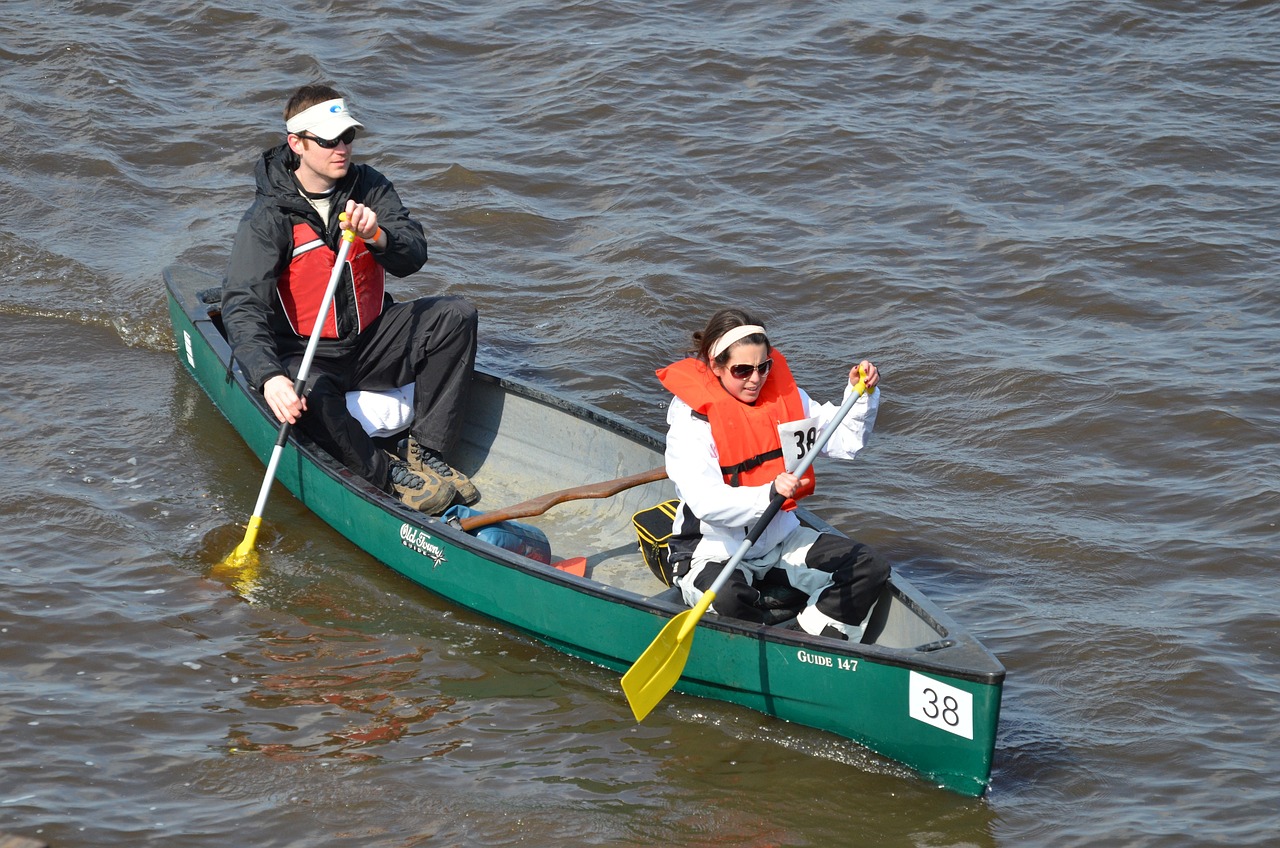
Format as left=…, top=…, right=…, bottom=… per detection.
left=1, top=2, right=1277, bottom=846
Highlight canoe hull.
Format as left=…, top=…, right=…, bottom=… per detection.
left=166, top=266, right=1003, bottom=796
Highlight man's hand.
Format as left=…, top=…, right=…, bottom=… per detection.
left=341, top=200, right=386, bottom=249
left=264, top=374, right=305, bottom=425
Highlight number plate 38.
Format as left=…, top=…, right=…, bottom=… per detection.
left=908, top=671, right=974, bottom=739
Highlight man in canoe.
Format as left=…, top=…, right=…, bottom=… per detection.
left=657, top=308, right=888, bottom=640
left=222, top=83, right=478, bottom=515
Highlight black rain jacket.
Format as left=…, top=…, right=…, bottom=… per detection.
left=221, top=144, right=430, bottom=391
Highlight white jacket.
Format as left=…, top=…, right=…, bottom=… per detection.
left=664, top=382, right=880, bottom=565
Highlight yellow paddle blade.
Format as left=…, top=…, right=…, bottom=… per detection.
left=221, top=515, right=263, bottom=571
left=211, top=516, right=263, bottom=601
left=209, top=557, right=262, bottom=601
left=622, top=593, right=714, bottom=721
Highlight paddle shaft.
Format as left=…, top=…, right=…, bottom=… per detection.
left=456, top=465, right=668, bottom=532
left=237, top=229, right=356, bottom=542
left=676, top=378, right=868, bottom=640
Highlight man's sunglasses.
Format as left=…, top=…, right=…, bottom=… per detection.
left=727, top=359, right=773, bottom=380
left=294, top=128, right=357, bottom=148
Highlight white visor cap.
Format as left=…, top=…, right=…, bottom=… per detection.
left=285, top=98, right=363, bottom=140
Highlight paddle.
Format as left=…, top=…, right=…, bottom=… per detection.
left=455, top=465, right=668, bottom=532
left=223, top=218, right=357, bottom=570
left=621, top=373, right=869, bottom=722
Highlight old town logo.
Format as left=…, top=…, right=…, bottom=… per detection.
left=400, top=523, right=446, bottom=567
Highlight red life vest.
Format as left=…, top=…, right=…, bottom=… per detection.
left=657, top=348, right=815, bottom=511
left=277, top=223, right=385, bottom=338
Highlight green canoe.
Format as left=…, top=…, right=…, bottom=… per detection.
left=166, top=265, right=1004, bottom=796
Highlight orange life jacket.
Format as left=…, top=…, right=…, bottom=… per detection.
left=277, top=223, right=385, bottom=338
left=657, top=348, right=815, bottom=511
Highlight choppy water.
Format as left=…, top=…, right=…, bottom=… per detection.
left=2, top=1, right=1278, bottom=845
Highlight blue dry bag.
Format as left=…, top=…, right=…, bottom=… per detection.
left=442, top=505, right=553, bottom=564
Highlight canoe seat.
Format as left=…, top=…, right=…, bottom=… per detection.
left=346, top=384, right=415, bottom=437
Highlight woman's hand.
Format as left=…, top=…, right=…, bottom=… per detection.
left=850, top=360, right=879, bottom=392
left=773, top=471, right=801, bottom=499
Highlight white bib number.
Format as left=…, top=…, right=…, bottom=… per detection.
left=777, top=416, right=821, bottom=470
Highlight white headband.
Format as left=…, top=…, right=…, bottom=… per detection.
left=710, top=324, right=766, bottom=359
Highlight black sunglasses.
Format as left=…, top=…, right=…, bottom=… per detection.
left=728, top=358, right=773, bottom=380
left=294, top=127, right=357, bottom=148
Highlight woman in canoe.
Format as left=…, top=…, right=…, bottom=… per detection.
left=657, top=308, right=888, bottom=641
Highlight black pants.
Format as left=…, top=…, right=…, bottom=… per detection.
left=690, top=533, right=888, bottom=626
left=285, top=295, right=478, bottom=492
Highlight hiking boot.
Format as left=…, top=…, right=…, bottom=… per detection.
left=388, top=458, right=456, bottom=515
left=407, top=437, right=480, bottom=506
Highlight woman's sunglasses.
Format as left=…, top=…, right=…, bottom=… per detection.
left=727, top=359, right=773, bottom=380
left=294, top=128, right=358, bottom=149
